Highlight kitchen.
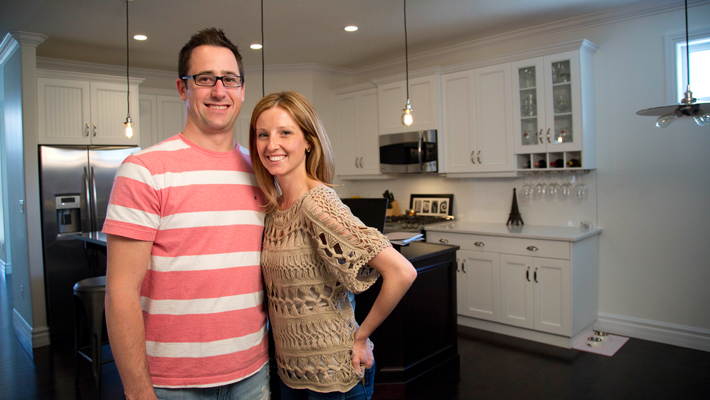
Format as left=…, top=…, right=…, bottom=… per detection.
left=1, top=0, right=710, bottom=398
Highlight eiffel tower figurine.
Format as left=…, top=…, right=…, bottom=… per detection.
left=506, top=188, right=524, bottom=226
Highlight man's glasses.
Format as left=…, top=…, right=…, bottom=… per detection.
left=182, top=74, right=244, bottom=88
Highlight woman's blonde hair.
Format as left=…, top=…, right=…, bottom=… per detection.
left=249, top=91, right=335, bottom=213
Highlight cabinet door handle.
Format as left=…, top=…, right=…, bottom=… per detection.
left=470, top=150, right=476, bottom=164
left=93, top=123, right=97, bottom=137
left=477, top=150, right=482, bottom=164
left=534, top=267, right=539, bottom=283
left=85, top=123, right=90, bottom=137
left=546, top=128, right=551, bottom=143
left=439, top=238, right=449, bottom=244
left=462, top=260, right=466, bottom=273
left=359, top=157, right=363, bottom=168
left=526, top=245, right=539, bottom=251
left=526, top=266, right=531, bottom=282
left=456, top=258, right=461, bottom=273
left=474, top=241, right=484, bottom=247
left=354, top=157, right=359, bottom=168
left=539, top=129, right=544, bottom=144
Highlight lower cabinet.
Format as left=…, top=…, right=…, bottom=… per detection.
left=428, top=229, right=598, bottom=348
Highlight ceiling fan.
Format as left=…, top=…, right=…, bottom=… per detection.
left=636, top=0, right=710, bottom=127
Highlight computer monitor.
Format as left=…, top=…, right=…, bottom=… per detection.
left=340, top=198, right=389, bottom=233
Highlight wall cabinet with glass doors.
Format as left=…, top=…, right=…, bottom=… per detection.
left=511, top=45, right=597, bottom=171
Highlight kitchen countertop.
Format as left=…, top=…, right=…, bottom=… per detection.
left=425, top=221, right=602, bottom=242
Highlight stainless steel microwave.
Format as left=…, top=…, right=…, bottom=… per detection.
left=379, top=130, right=438, bottom=173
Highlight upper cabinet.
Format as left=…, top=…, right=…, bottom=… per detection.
left=139, top=92, right=185, bottom=148
left=334, top=87, right=381, bottom=177
left=37, top=71, right=142, bottom=146
left=377, top=74, right=441, bottom=135
left=441, top=64, right=514, bottom=174
left=511, top=47, right=596, bottom=171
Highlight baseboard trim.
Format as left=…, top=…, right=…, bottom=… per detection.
left=12, top=309, right=51, bottom=356
left=595, top=312, right=710, bottom=353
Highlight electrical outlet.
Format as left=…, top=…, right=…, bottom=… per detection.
left=20, top=285, right=24, bottom=299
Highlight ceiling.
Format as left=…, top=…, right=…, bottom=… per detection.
left=0, top=0, right=664, bottom=73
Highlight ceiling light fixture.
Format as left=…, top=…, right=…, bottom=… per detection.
left=344, top=26, right=358, bottom=32
left=133, top=34, right=147, bottom=41
left=123, top=0, right=134, bottom=139
left=636, top=0, right=709, bottom=127
left=401, top=0, right=413, bottom=126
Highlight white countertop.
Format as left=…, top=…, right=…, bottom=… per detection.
left=424, top=221, right=602, bottom=242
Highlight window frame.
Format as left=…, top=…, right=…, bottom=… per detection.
left=665, top=26, right=710, bottom=104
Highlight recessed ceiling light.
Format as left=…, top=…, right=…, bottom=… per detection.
left=133, top=34, right=147, bottom=41
left=344, top=26, right=358, bottom=32
left=250, top=44, right=263, bottom=49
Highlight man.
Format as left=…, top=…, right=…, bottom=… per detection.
left=103, top=28, right=269, bottom=399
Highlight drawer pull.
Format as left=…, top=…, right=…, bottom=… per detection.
left=474, top=241, right=485, bottom=247
left=526, top=266, right=531, bottom=282
left=526, top=245, right=539, bottom=251
left=439, top=238, right=449, bottom=244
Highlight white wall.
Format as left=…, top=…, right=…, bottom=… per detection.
left=333, top=3, right=710, bottom=348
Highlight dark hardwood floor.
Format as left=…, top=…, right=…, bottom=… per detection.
left=1, top=272, right=709, bottom=400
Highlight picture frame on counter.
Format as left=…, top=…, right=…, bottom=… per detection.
left=411, top=194, right=454, bottom=217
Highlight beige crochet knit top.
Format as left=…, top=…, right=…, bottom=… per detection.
left=261, top=185, right=391, bottom=393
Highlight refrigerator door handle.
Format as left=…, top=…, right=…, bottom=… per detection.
left=90, top=166, right=99, bottom=233
left=84, top=166, right=92, bottom=232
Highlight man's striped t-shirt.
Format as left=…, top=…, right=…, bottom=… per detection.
left=103, top=134, right=268, bottom=388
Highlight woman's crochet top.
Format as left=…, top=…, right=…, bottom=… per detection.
left=261, top=185, right=391, bottom=393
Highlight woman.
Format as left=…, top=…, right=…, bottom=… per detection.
left=249, top=91, right=417, bottom=399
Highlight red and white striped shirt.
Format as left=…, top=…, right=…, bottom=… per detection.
left=103, top=134, right=268, bottom=388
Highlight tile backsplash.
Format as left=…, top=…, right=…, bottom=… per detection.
left=333, top=170, right=597, bottom=228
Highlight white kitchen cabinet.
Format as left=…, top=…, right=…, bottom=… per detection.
left=511, top=45, right=597, bottom=170
left=139, top=93, right=185, bottom=148
left=441, top=64, right=514, bottom=174
left=38, top=75, right=140, bottom=146
left=426, top=223, right=599, bottom=348
left=499, top=254, right=570, bottom=336
left=377, top=74, right=440, bottom=135
left=334, top=88, right=380, bottom=177
left=457, top=249, right=500, bottom=322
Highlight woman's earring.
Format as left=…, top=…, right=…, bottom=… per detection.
left=306, top=147, right=311, bottom=153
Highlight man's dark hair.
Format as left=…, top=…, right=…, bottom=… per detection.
left=178, top=28, right=244, bottom=83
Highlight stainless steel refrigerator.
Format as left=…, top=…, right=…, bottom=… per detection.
left=39, top=145, right=139, bottom=338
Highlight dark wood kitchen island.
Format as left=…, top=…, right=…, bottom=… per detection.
left=355, top=241, right=461, bottom=400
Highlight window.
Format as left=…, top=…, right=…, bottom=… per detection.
left=665, top=27, right=710, bottom=104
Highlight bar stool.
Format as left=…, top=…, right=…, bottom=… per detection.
left=74, top=275, right=113, bottom=399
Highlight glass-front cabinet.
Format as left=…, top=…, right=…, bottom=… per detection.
left=512, top=48, right=594, bottom=171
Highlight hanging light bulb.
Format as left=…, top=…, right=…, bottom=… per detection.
left=124, top=116, right=134, bottom=138
left=636, top=0, right=710, bottom=128
left=401, top=0, right=413, bottom=126
left=402, top=99, right=413, bottom=126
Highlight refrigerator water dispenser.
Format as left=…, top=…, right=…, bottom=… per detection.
left=56, top=194, right=81, bottom=234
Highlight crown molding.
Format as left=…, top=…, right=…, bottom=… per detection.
left=354, top=0, right=710, bottom=78
left=244, top=62, right=351, bottom=77
left=0, top=33, right=19, bottom=66
left=37, top=56, right=170, bottom=81
left=9, top=31, right=48, bottom=48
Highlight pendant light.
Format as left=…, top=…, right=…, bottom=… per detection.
left=261, top=0, right=265, bottom=97
left=636, top=0, right=710, bottom=127
left=401, top=0, right=413, bottom=126
left=123, top=0, right=134, bottom=138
